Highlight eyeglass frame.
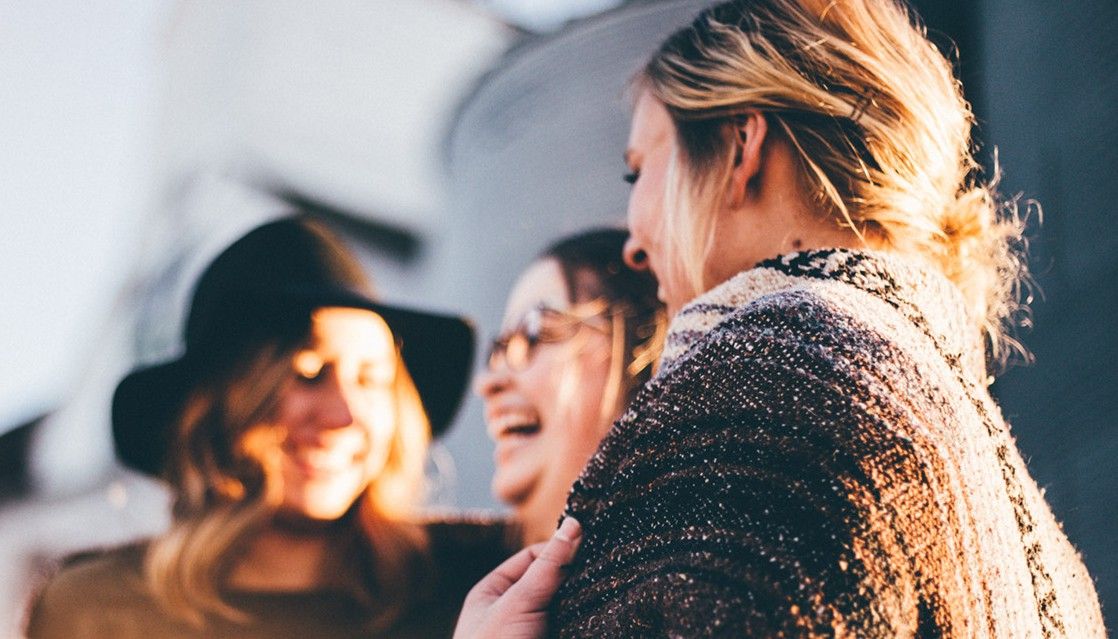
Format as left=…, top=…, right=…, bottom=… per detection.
left=486, top=299, right=618, bottom=372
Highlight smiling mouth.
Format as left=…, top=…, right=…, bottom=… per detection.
left=504, top=423, right=540, bottom=437
left=286, top=448, right=360, bottom=477
left=491, top=413, right=542, bottom=439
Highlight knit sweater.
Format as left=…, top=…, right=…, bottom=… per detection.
left=554, top=249, right=1105, bottom=638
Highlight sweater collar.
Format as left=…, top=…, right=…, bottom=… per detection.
left=657, top=248, right=984, bottom=381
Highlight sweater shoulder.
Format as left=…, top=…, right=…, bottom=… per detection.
left=666, top=286, right=893, bottom=396
left=710, top=284, right=881, bottom=349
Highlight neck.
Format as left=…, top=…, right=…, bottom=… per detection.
left=704, top=208, right=871, bottom=293
left=702, top=133, right=879, bottom=292
left=517, top=501, right=560, bottom=546
left=226, top=519, right=347, bottom=592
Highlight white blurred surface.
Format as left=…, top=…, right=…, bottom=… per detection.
left=0, top=2, right=513, bottom=634
left=0, top=1, right=170, bottom=435
left=477, top=0, right=624, bottom=31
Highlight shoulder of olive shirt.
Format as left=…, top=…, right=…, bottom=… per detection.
left=24, top=543, right=153, bottom=639
left=25, top=518, right=517, bottom=639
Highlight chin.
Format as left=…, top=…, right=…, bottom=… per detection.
left=492, top=472, right=535, bottom=508
left=301, top=511, right=347, bottom=523
left=284, top=486, right=363, bottom=522
left=284, top=500, right=352, bottom=522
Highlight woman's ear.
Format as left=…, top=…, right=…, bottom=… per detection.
left=727, top=111, right=767, bottom=208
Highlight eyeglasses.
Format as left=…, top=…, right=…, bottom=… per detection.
left=487, top=302, right=613, bottom=372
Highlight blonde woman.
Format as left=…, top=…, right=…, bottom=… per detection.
left=27, top=217, right=512, bottom=638
left=478, top=229, right=665, bottom=545
left=457, top=0, right=1106, bottom=636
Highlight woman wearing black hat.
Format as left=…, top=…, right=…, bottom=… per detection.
left=26, top=217, right=513, bottom=638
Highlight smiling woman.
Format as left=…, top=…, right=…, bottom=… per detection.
left=25, top=217, right=513, bottom=639
left=477, top=228, right=665, bottom=545
left=263, top=307, right=400, bottom=524
left=456, top=0, right=1105, bottom=636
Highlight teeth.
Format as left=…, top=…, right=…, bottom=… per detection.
left=288, top=448, right=355, bottom=471
left=491, top=412, right=541, bottom=437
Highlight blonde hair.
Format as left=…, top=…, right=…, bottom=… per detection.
left=145, top=337, right=430, bottom=629
left=641, top=0, right=1030, bottom=367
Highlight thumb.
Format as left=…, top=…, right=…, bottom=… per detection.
left=505, top=517, right=582, bottom=608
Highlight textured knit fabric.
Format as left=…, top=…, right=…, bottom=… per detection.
left=25, top=518, right=514, bottom=639
left=554, top=249, right=1105, bottom=638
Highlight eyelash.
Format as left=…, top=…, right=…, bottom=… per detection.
left=623, top=171, right=639, bottom=185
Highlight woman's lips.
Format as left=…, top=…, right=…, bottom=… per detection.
left=487, top=410, right=540, bottom=438
left=486, top=405, right=544, bottom=467
left=501, top=423, right=541, bottom=437
left=492, top=421, right=542, bottom=465
left=493, top=438, right=526, bottom=465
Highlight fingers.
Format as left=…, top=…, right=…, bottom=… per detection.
left=542, top=516, right=582, bottom=565
left=454, top=518, right=583, bottom=639
left=505, top=517, right=582, bottom=608
left=470, top=542, right=548, bottom=601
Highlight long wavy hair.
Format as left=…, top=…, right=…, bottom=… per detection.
left=143, top=327, right=430, bottom=630
left=640, top=0, right=1031, bottom=370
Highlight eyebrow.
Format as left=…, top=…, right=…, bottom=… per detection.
left=623, top=149, right=636, bottom=166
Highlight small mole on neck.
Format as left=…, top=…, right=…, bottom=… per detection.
left=791, top=239, right=803, bottom=249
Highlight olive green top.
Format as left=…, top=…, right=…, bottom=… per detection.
left=25, top=519, right=513, bottom=639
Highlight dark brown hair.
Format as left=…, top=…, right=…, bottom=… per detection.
left=542, top=227, right=667, bottom=406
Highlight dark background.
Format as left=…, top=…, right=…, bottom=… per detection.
left=918, top=0, right=1118, bottom=626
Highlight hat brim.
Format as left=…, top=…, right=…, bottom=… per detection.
left=112, top=358, right=193, bottom=477
left=112, top=294, right=474, bottom=477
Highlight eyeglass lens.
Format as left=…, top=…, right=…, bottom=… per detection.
left=487, top=303, right=616, bottom=371
left=488, top=307, right=544, bottom=371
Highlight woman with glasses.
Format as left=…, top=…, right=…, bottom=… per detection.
left=476, top=228, right=665, bottom=545
left=457, top=0, right=1105, bottom=636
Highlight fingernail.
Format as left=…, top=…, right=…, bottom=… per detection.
left=554, top=517, right=582, bottom=542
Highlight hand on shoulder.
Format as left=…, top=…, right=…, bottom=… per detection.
left=453, top=517, right=581, bottom=639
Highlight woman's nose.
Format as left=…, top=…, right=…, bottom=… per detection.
left=313, top=374, right=356, bottom=431
left=475, top=366, right=514, bottom=441
left=474, top=363, right=510, bottom=400
left=622, top=236, right=650, bottom=272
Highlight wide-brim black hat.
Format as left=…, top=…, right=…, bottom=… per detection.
left=112, top=216, right=474, bottom=477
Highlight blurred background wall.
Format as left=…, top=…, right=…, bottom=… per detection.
left=1, top=0, right=1114, bottom=634
left=978, top=0, right=1118, bottom=626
